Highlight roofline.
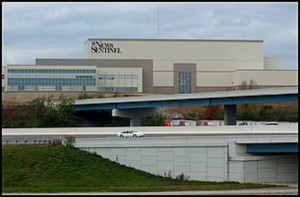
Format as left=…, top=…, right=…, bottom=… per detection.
left=6, top=64, right=36, bottom=66
left=6, top=64, right=97, bottom=67
left=198, top=69, right=299, bottom=72
left=5, top=63, right=298, bottom=72
left=84, top=38, right=264, bottom=44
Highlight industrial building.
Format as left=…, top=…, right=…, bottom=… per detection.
left=2, top=39, right=298, bottom=94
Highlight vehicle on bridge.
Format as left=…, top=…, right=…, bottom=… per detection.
left=164, top=119, right=197, bottom=126
left=117, top=130, right=144, bottom=138
left=264, top=122, right=279, bottom=125
left=238, top=121, right=248, bottom=126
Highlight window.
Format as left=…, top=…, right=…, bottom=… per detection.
left=97, top=87, right=138, bottom=93
left=18, top=85, right=24, bottom=91
left=55, top=85, right=62, bottom=91
left=178, top=72, right=191, bottom=94
left=98, top=74, right=138, bottom=80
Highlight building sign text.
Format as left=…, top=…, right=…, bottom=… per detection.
left=91, top=41, right=122, bottom=54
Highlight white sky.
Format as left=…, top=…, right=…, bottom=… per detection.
left=2, top=2, right=298, bottom=69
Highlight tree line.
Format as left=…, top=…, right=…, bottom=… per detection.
left=2, top=95, right=297, bottom=128
left=2, top=95, right=81, bottom=128
left=2, top=96, right=166, bottom=128
left=164, top=103, right=298, bottom=122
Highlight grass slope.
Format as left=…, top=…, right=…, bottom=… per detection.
left=2, top=145, right=279, bottom=193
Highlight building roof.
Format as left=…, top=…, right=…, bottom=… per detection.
left=85, top=38, right=264, bottom=44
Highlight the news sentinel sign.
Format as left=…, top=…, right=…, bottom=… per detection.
left=91, top=40, right=122, bottom=54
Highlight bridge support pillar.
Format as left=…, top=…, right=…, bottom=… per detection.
left=224, top=104, right=237, bottom=125
left=112, top=108, right=156, bottom=126
left=130, top=118, right=141, bottom=126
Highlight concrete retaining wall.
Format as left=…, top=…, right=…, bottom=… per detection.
left=81, top=144, right=229, bottom=182
left=74, top=135, right=298, bottom=183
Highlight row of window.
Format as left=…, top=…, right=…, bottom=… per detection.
left=9, top=85, right=137, bottom=92
left=6, top=75, right=95, bottom=79
left=8, top=78, right=96, bottom=86
left=98, top=74, right=138, bottom=80
left=76, top=76, right=95, bottom=79
left=8, top=69, right=96, bottom=74
left=97, top=87, right=138, bottom=93
left=16, top=85, right=88, bottom=91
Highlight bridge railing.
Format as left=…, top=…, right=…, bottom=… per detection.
left=2, top=124, right=298, bottom=136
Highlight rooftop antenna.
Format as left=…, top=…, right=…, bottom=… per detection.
left=157, top=7, right=160, bottom=39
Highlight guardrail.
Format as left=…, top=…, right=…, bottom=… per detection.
left=2, top=125, right=298, bottom=136
left=3, top=139, right=62, bottom=145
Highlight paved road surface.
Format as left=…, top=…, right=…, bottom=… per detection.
left=2, top=186, right=298, bottom=195
left=2, top=189, right=298, bottom=196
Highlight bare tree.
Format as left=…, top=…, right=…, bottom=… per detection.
left=239, top=79, right=258, bottom=90
left=249, top=79, right=257, bottom=90
left=239, top=80, right=248, bottom=90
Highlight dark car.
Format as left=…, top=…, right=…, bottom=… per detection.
left=238, top=121, right=248, bottom=126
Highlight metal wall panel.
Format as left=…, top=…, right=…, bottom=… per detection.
left=85, top=40, right=264, bottom=71
left=231, top=70, right=298, bottom=86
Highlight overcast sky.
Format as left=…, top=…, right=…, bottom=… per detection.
left=2, top=2, right=298, bottom=69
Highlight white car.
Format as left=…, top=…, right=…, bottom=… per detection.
left=117, top=130, right=144, bottom=138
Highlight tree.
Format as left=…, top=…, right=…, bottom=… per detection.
left=182, top=106, right=203, bottom=120
left=249, top=79, right=257, bottom=90
left=238, top=104, right=260, bottom=121
left=142, top=112, right=166, bottom=126
left=239, top=80, right=248, bottom=90
left=163, top=106, right=203, bottom=120
left=78, top=92, right=89, bottom=99
left=259, top=105, right=273, bottom=121
left=239, top=79, right=258, bottom=90
left=2, top=95, right=77, bottom=128
left=202, top=106, right=221, bottom=120
left=55, top=95, right=75, bottom=126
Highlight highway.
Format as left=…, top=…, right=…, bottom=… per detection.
left=2, top=125, right=298, bottom=186
left=2, top=125, right=298, bottom=145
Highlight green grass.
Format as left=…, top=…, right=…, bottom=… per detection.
left=2, top=145, right=280, bottom=193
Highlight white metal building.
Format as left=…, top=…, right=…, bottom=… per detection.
left=2, top=39, right=298, bottom=94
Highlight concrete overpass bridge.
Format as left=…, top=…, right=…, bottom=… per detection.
left=4, top=125, right=297, bottom=183
left=74, top=87, right=298, bottom=126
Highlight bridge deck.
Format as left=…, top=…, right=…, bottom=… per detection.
left=246, top=143, right=298, bottom=153
left=74, top=87, right=298, bottom=110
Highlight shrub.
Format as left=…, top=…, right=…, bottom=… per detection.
left=78, top=92, right=89, bottom=99
left=97, top=93, right=105, bottom=98
left=2, top=95, right=77, bottom=128
left=142, top=112, right=166, bottom=126
left=163, top=170, right=172, bottom=178
left=63, top=135, right=76, bottom=147
left=175, top=173, right=190, bottom=181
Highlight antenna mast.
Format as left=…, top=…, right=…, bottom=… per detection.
left=157, top=8, right=160, bottom=39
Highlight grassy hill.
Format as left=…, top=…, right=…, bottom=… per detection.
left=2, top=145, right=278, bottom=193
